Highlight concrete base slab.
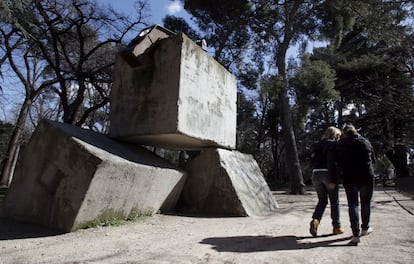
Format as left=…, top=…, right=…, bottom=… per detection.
left=4, top=120, right=185, bottom=232
left=176, top=148, right=278, bottom=216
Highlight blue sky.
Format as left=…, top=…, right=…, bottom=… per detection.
left=99, top=0, right=191, bottom=26
left=0, top=1, right=192, bottom=121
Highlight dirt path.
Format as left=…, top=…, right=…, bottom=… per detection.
left=1, top=187, right=413, bottom=263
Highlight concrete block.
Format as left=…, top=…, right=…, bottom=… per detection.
left=109, top=33, right=237, bottom=150
left=176, top=148, right=278, bottom=216
left=120, top=25, right=175, bottom=67
left=4, top=120, right=185, bottom=232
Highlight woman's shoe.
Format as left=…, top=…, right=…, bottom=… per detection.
left=309, top=219, right=320, bottom=237
left=333, top=227, right=345, bottom=235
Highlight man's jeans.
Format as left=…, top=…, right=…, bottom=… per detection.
left=344, top=184, right=374, bottom=237
left=312, top=170, right=341, bottom=228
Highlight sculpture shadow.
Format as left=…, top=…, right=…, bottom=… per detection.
left=0, top=217, right=63, bottom=240
left=200, top=235, right=353, bottom=252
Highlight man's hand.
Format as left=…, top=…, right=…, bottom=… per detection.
left=328, top=183, right=336, bottom=190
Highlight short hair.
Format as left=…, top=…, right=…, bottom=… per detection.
left=343, top=124, right=358, bottom=136
left=322, top=126, right=342, bottom=140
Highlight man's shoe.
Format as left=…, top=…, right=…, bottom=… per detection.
left=310, top=219, right=320, bottom=237
left=333, top=227, right=345, bottom=235
left=361, top=227, right=372, bottom=236
left=348, top=236, right=360, bottom=246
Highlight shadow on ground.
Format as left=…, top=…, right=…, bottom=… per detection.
left=200, top=235, right=353, bottom=252
left=0, top=217, right=63, bottom=240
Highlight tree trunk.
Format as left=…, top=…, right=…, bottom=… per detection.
left=337, top=97, right=344, bottom=127
left=279, top=89, right=305, bottom=194
left=276, top=50, right=305, bottom=194
left=0, top=98, right=31, bottom=186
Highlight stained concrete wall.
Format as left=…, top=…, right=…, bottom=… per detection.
left=109, top=33, right=237, bottom=150
left=4, top=120, right=185, bottom=232
left=176, top=148, right=278, bottom=216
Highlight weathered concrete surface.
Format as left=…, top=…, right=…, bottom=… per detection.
left=4, top=119, right=185, bottom=232
left=109, top=33, right=237, bottom=150
left=176, top=148, right=278, bottom=216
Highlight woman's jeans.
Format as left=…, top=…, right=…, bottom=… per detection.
left=312, top=170, right=341, bottom=228
left=344, top=184, right=374, bottom=237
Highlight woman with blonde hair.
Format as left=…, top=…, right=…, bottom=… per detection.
left=309, top=126, right=344, bottom=237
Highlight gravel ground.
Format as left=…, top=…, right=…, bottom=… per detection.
left=1, top=187, right=413, bottom=264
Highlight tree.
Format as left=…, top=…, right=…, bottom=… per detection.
left=0, top=0, right=150, bottom=186
left=0, top=0, right=31, bottom=38
left=179, top=0, right=251, bottom=69
left=0, top=121, right=14, bottom=167
left=27, top=0, right=149, bottom=126
left=291, top=56, right=338, bottom=130
left=300, top=0, right=414, bottom=179
left=176, top=0, right=335, bottom=193
left=330, top=1, right=413, bottom=178
left=248, top=0, right=340, bottom=194
left=162, top=15, right=201, bottom=42
left=178, top=0, right=414, bottom=192
left=335, top=38, right=414, bottom=178
left=0, top=24, right=59, bottom=186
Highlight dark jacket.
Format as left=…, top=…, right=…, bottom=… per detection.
left=336, top=134, right=376, bottom=185
left=311, top=139, right=339, bottom=184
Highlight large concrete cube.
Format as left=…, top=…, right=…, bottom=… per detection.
left=4, top=120, right=185, bottom=232
left=109, top=33, right=237, bottom=150
left=176, top=148, right=278, bottom=216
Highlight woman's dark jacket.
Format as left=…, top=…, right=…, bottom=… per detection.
left=336, top=134, right=376, bottom=186
left=311, top=139, right=339, bottom=184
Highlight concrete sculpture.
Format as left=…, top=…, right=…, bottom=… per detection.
left=4, top=25, right=277, bottom=232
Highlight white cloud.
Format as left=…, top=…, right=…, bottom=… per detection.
left=166, top=0, right=182, bottom=15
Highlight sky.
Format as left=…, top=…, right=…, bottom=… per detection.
left=99, top=0, right=191, bottom=26
left=0, top=0, right=320, bottom=121
left=0, top=1, right=192, bottom=121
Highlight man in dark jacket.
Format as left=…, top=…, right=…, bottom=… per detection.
left=337, top=124, right=376, bottom=246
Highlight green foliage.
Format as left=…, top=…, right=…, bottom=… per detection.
left=236, top=92, right=257, bottom=152
left=290, top=0, right=414, bottom=180
left=260, top=75, right=283, bottom=101
left=163, top=15, right=200, bottom=41
left=75, top=209, right=155, bottom=230
left=126, top=209, right=155, bottom=221
left=292, top=59, right=338, bottom=105
left=180, top=0, right=251, bottom=67
left=182, top=0, right=413, bottom=186
left=78, top=217, right=125, bottom=230
left=318, top=0, right=410, bottom=48
left=2, top=0, right=411, bottom=188
left=290, top=56, right=338, bottom=136
left=322, top=24, right=413, bottom=177
left=0, top=0, right=33, bottom=36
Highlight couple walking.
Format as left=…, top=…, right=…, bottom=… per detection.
left=310, top=124, right=376, bottom=246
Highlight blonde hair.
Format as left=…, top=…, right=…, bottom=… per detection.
left=322, top=126, right=342, bottom=141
